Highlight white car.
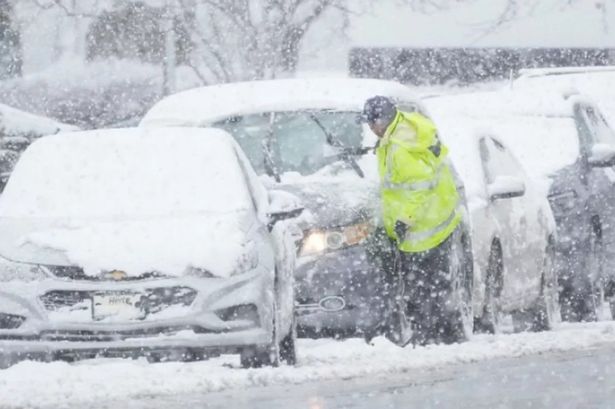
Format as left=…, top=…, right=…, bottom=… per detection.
left=425, top=103, right=560, bottom=332
left=428, top=89, right=615, bottom=322
left=0, top=127, right=301, bottom=368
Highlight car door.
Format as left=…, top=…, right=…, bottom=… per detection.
left=577, top=103, right=615, bottom=284
left=479, top=136, right=534, bottom=308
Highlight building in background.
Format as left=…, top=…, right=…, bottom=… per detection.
left=298, top=0, right=615, bottom=85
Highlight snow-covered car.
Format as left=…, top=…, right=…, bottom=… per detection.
left=0, top=127, right=302, bottom=369
left=0, top=103, right=77, bottom=192
left=427, top=90, right=615, bottom=322
left=140, top=78, right=475, bottom=342
left=425, top=108, right=560, bottom=332
left=512, top=66, right=615, bottom=125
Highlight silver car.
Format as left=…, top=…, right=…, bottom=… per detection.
left=0, top=127, right=301, bottom=368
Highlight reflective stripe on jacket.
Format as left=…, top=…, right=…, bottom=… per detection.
left=376, top=111, right=460, bottom=253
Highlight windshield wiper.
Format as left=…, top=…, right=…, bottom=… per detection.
left=308, top=114, right=366, bottom=178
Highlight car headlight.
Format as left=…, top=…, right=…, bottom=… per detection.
left=299, top=222, right=373, bottom=257
left=0, top=255, right=51, bottom=282
left=548, top=190, right=577, bottom=213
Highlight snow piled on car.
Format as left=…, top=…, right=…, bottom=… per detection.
left=139, top=78, right=419, bottom=127
left=0, top=127, right=259, bottom=278
left=1, top=322, right=615, bottom=408
left=0, top=103, right=77, bottom=137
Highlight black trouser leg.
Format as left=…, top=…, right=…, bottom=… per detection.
left=399, top=234, right=454, bottom=345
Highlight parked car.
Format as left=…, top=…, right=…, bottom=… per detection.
left=0, top=103, right=77, bottom=192
left=140, top=78, right=475, bottom=343
left=0, top=127, right=302, bottom=369
left=424, top=106, right=560, bottom=332
left=427, top=90, right=615, bottom=321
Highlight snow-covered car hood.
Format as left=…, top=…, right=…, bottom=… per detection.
left=282, top=181, right=379, bottom=228
left=0, top=213, right=255, bottom=279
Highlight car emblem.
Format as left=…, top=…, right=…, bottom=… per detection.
left=103, top=270, right=128, bottom=281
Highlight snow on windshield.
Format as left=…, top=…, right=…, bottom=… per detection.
left=0, top=127, right=253, bottom=218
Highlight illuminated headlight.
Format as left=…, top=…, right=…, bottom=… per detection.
left=548, top=190, right=577, bottom=212
left=299, top=222, right=373, bottom=257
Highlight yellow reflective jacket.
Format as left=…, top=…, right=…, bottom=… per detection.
left=376, top=111, right=460, bottom=253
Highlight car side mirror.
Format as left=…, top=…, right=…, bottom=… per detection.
left=267, top=190, right=304, bottom=230
left=487, top=176, right=526, bottom=201
left=588, top=144, right=615, bottom=168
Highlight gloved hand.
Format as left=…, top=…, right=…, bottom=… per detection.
left=394, top=220, right=409, bottom=243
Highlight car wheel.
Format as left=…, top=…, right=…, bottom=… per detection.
left=0, top=353, right=12, bottom=370
left=475, top=242, right=503, bottom=334
left=240, top=270, right=297, bottom=368
left=240, top=318, right=297, bottom=368
left=512, top=242, right=560, bottom=332
left=438, top=230, right=473, bottom=344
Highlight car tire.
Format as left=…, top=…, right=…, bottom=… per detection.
left=240, top=318, right=297, bottom=368
left=475, top=242, right=503, bottom=334
left=240, top=269, right=297, bottom=369
left=438, top=230, right=474, bottom=344
left=512, top=242, right=561, bottom=332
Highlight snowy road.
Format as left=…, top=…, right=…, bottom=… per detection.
left=2, top=322, right=615, bottom=408
left=100, top=344, right=615, bottom=409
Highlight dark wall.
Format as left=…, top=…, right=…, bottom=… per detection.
left=349, top=47, right=615, bottom=85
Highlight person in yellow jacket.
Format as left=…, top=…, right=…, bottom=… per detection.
left=361, top=96, right=470, bottom=346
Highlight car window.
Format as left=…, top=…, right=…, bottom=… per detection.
left=582, top=105, right=615, bottom=146
left=214, top=111, right=363, bottom=177
left=482, top=136, right=524, bottom=184
left=214, top=113, right=271, bottom=175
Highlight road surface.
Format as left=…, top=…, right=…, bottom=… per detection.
left=68, top=344, right=615, bottom=409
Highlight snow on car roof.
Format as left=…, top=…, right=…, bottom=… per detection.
left=512, top=70, right=615, bottom=126
left=140, top=78, right=418, bottom=127
left=429, top=106, right=580, bottom=181
left=0, top=127, right=261, bottom=277
left=0, top=127, right=253, bottom=218
left=425, top=88, right=580, bottom=119
left=518, top=66, right=615, bottom=78
left=0, top=103, right=77, bottom=137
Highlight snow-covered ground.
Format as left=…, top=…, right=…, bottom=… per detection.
left=2, top=321, right=615, bottom=408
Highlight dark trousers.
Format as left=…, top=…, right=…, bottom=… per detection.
left=396, top=230, right=457, bottom=344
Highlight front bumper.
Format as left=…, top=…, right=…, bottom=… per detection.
left=294, top=244, right=391, bottom=335
left=0, top=270, right=273, bottom=360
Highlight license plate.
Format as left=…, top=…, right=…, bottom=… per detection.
left=92, top=292, right=146, bottom=321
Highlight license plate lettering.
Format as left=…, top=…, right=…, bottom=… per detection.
left=92, top=292, right=145, bottom=321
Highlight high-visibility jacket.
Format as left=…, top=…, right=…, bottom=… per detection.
left=376, top=110, right=460, bottom=253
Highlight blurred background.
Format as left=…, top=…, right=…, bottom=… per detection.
left=0, top=0, right=613, bottom=129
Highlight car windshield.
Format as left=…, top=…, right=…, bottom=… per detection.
left=0, top=130, right=253, bottom=219
left=214, top=111, right=363, bottom=177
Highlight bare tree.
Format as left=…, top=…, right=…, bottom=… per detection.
left=174, top=0, right=350, bottom=84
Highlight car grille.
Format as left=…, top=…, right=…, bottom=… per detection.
left=39, top=326, right=205, bottom=342
left=45, top=265, right=168, bottom=281
left=40, top=287, right=198, bottom=316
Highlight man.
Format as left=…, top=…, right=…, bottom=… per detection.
left=361, top=96, right=467, bottom=346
